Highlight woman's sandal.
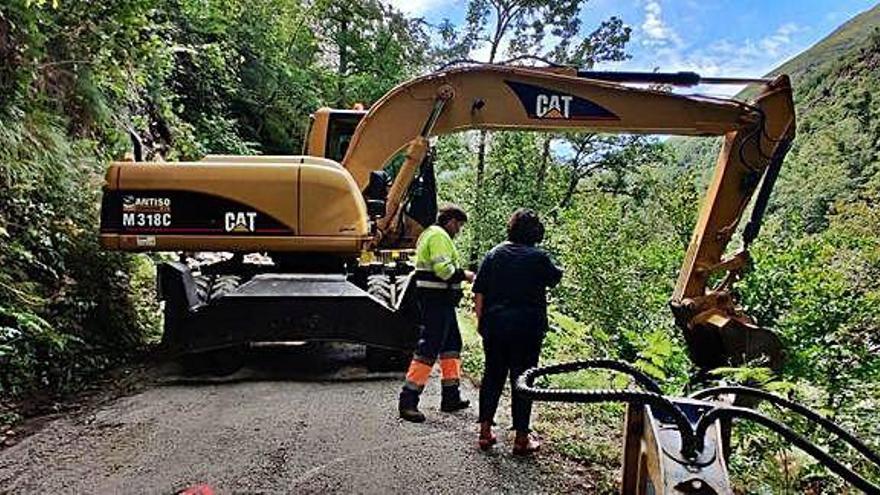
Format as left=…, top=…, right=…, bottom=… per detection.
left=512, top=434, right=542, bottom=456
left=478, top=433, right=498, bottom=451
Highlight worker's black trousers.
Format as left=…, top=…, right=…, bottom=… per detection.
left=413, top=291, right=463, bottom=366
left=400, top=291, right=463, bottom=402
left=478, top=307, right=544, bottom=433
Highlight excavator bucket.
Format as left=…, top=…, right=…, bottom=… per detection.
left=683, top=315, right=784, bottom=372
left=158, top=262, right=420, bottom=354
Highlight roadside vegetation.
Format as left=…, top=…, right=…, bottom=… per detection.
left=2, top=0, right=879, bottom=492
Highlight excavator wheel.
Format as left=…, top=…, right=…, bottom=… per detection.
left=191, top=273, right=242, bottom=302
left=174, top=272, right=245, bottom=375
left=366, top=273, right=410, bottom=372
left=192, top=274, right=211, bottom=303
left=394, top=276, right=409, bottom=304
left=180, top=346, right=246, bottom=377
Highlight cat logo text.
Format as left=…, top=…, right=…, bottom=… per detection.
left=535, top=94, right=574, bottom=119
left=225, top=211, right=257, bottom=232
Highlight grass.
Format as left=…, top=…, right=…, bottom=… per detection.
left=457, top=312, right=485, bottom=384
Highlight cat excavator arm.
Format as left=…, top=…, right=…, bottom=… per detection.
left=343, top=64, right=796, bottom=371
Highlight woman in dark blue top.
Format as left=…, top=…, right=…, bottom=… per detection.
left=473, top=208, right=563, bottom=455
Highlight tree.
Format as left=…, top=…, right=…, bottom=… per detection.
left=556, top=134, right=657, bottom=208
left=314, top=0, right=429, bottom=108
left=0, top=0, right=437, bottom=398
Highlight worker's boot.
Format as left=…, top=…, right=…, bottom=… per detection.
left=398, top=389, right=426, bottom=423
left=440, top=385, right=470, bottom=412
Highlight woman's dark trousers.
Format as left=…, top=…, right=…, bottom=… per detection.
left=478, top=308, right=544, bottom=433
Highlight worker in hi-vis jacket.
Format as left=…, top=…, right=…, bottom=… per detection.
left=398, top=204, right=475, bottom=423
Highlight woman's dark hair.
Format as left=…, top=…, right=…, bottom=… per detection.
left=507, top=208, right=544, bottom=246
left=436, top=203, right=468, bottom=226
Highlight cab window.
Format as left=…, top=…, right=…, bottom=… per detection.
left=325, top=113, right=364, bottom=162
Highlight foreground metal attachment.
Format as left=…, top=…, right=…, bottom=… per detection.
left=622, top=398, right=731, bottom=494
left=516, top=360, right=880, bottom=494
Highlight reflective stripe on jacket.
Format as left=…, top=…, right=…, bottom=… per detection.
left=415, top=225, right=462, bottom=282
left=415, top=279, right=462, bottom=290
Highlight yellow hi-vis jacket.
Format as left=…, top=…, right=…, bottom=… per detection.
left=415, top=225, right=464, bottom=286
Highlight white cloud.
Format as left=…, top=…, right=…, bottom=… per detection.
left=758, top=23, right=802, bottom=56
left=609, top=13, right=805, bottom=96
left=384, top=0, right=448, bottom=16
left=624, top=0, right=803, bottom=93
left=701, top=23, right=803, bottom=75
left=640, top=0, right=681, bottom=47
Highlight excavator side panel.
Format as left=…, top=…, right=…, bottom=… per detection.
left=299, top=163, right=370, bottom=237
left=99, top=159, right=370, bottom=254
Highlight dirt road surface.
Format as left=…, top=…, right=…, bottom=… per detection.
left=0, top=345, right=583, bottom=494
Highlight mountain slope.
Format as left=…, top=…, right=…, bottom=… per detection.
left=735, top=3, right=880, bottom=101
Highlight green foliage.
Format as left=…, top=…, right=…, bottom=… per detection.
left=677, top=22, right=880, bottom=492
left=0, top=110, right=158, bottom=397
left=444, top=0, right=631, bottom=66
left=314, top=0, right=429, bottom=107
left=3, top=0, right=880, bottom=491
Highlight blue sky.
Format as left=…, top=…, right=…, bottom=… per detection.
left=387, top=0, right=878, bottom=94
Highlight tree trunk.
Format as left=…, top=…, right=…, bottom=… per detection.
left=469, top=3, right=510, bottom=261
left=560, top=169, right=580, bottom=209
left=535, top=135, right=552, bottom=202
left=336, top=15, right=350, bottom=107
left=470, top=129, right=489, bottom=261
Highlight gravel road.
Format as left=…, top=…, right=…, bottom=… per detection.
left=0, top=345, right=580, bottom=494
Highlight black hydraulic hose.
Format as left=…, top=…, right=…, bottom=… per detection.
left=742, top=138, right=792, bottom=246
left=694, top=406, right=880, bottom=494
left=577, top=70, right=701, bottom=86
left=516, top=360, right=700, bottom=458
left=692, top=386, right=880, bottom=469
left=577, top=71, right=774, bottom=87
left=535, top=358, right=665, bottom=394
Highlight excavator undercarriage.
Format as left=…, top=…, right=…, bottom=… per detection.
left=158, top=262, right=416, bottom=352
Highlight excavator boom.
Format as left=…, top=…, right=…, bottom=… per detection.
left=342, top=65, right=764, bottom=188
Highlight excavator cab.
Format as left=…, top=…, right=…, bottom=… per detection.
left=306, top=108, right=367, bottom=161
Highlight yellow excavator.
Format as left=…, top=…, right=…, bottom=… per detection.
left=99, top=65, right=795, bottom=372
